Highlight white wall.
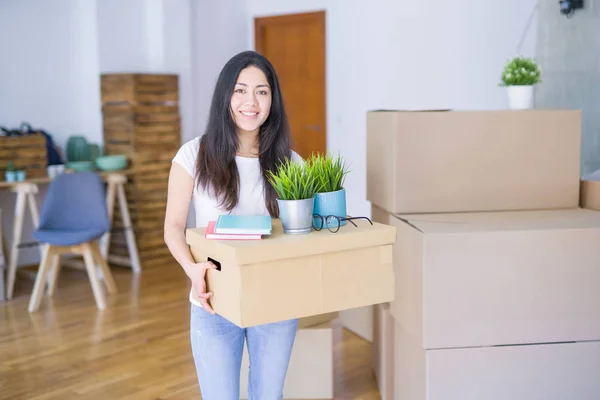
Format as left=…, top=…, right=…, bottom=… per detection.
left=163, top=0, right=194, bottom=144
left=0, top=0, right=102, bottom=151
left=248, top=0, right=537, bottom=341
left=0, top=0, right=101, bottom=267
left=363, top=0, right=538, bottom=111
left=190, top=0, right=249, bottom=142
left=97, top=0, right=149, bottom=73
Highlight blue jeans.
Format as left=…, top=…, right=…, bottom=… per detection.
left=190, top=304, right=298, bottom=399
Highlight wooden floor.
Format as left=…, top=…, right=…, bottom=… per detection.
left=0, top=261, right=380, bottom=399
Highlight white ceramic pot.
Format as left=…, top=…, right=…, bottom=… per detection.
left=507, top=85, right=534, bottom=110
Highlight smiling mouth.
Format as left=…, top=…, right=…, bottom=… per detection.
left=240, top=111, right=258, bottom=117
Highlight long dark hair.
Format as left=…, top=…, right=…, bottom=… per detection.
left=196, top=51, right=292, bottom=217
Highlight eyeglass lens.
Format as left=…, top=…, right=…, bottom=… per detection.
left=325, top=216, right=340, bottom=232
left=312, top=215, right=340, bottom=232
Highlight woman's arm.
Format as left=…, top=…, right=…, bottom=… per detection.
left=164, top=162, right=217, bottom=313
left=164, top=162, right=196, bottom=274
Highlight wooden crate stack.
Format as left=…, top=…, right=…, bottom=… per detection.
left=0, top=134, right=47, bottom=179
left=100, top=73, right=181, bottom=268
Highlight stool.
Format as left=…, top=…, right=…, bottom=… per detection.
left=101, top=173, right=141, bottom=273
left=5, top=182, right=42, bottom=300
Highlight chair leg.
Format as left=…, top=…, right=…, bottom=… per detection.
left=46, top=253, right=61, bottom=296
left=82, top=243, right=106, bottom=310
left=28, top=245, right=54, bottom=313
left=90, top=241, right=117, bottom=295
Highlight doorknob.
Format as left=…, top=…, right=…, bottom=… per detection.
left=304, top=124, right=321, bottom=132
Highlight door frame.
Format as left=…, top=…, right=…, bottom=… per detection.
left=254, top=10, right=327, bottom=155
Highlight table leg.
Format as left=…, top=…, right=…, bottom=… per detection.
left=6, top=191, right=27, bottom=300
left=0, top=209, right=5, bottom=301
left=100, top=181, right=117, bottom=260
left=0, top=263, right=4, bottom=302
left=117, top=183, right=141, bottom=273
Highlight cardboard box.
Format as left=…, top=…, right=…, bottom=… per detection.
left=240, top=321, right=334, bottom=399
left=186, top=218, right=396, bottom=328
left=373, top=303, right=394, bottom=400
left=339, top=306, right=373, bottom=342
left=367, top=109, right=582, bottom=214
left=394, top=322, right=600, bottom=400
left=581, top=171, right=600, bottom=210
left=298, top=312, right=338, bottom=329
left=370, top=203, right=389, bottom=225
left=377, top=206, right=600, bottom=349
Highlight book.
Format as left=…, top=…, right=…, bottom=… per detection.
left=205, top=221, right=262, bottom=240
left=214, top=214, right=272, bottom=235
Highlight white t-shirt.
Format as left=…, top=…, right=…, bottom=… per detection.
left=172, top=137, right=302, bottom=307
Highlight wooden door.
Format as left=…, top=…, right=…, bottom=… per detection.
left=255, top=11, right=326, bottom=159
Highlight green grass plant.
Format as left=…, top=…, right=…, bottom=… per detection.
left=309, top=153, right=350, bottom=193
left=267, top=158, right=319, bottom=200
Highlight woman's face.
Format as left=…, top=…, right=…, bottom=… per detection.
left=230, top=66, right=272, bottom=135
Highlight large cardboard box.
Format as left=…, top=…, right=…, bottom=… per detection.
left=373, top=303, right=394, bottom=400
left=339, top=306, right=373, bottom=342
left=394, top=322, right=600, bottom=400
left=367, top=109, right=582, bottom=214
left=581, top=170, right=600, bottom=210
left=377, top=206, right=600, bottom=349
left=240, top=322, right=334, bottom=399
left=298, top=312, right=338, bottom=329
left=371, top=206, right=395, bottom=400
left=186, top=218, right=396, bottom=328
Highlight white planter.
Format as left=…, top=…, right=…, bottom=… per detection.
left=507, top=85, right=534, bottom=109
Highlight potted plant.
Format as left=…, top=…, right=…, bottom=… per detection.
left=15, top=169, right=26, bottom=181
left=4, top=161, right=16, bottom=182
left=500, top=55, right=542, bottom=110
left=310, top=153, right=350, bottom=228
left=267, top=158, right=319, bottom=234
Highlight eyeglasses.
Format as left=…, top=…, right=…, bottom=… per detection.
left=312, top=214, right=373, bottom=233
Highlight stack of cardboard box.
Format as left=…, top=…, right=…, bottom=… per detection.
left=240, top=313, right=338, bottom=399
left=581, top=169, right=600, bottom=211
left=367, top=109, right=600, bottom=399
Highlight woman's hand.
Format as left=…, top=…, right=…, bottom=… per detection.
left=187, top=261, right=218, bottom=314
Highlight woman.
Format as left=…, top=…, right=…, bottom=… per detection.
left=164, top=51, right=302, bottom=399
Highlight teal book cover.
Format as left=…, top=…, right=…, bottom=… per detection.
left=214, top=215, right=272, bottom=235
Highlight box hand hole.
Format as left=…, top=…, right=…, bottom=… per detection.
left=208, top=257, right=221, bottom=271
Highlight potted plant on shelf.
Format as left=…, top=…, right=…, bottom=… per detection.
left=4, top=161, right=15, bottom=182
left=500, top=55, right=542, bottom=110
left=267, top=158, right=319, bottom=234
left=310, top=153, right=350, bottom=228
